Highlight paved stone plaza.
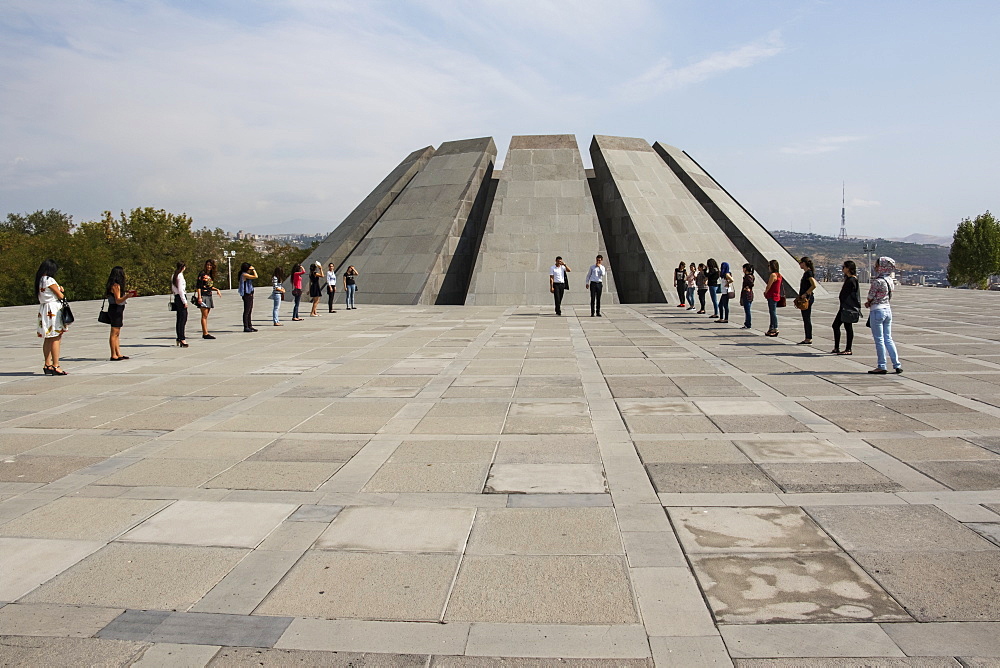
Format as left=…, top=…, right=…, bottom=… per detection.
left=2, top=287, right=1000, bottom=666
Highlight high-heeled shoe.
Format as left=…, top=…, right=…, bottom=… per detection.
left=43, top=365, right=55, bottom=375
left=203, top=334, right=216, bottom=339
left=50, top=365, right=68, bottom=376
left=176, top=340, right=189, bottom=348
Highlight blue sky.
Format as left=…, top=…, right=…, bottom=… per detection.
left=1, top=0, right=997, bottom=239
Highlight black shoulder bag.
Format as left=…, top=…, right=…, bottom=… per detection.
left=98, top=297, right=112, bottom=324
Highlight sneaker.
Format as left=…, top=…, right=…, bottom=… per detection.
left=868, top=368, right=888, bottom=374
left=687, top=306, right=694, bottom=310
left=894, top=367, right=903, bottom=374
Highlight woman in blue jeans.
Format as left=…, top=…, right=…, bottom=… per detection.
left=864, top=256, right=902, bottom=374
left=764, top=259, right=782, bottom=336
left=344, top=265, right=358, bottom=309
left=270, top=267, right=285, bottom=325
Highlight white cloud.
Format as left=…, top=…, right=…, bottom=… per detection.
left=617, top=31, right=784, bottom=102
left=850, top=198, right=881, bottom=208
left=779, top=135, right=865, bottom=155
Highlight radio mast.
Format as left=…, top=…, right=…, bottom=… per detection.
left=838, top=182, right=847, bottom=241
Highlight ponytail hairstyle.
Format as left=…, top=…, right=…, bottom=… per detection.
left=172, top=262, right=186, bottom=288
left=843, top=260, right=857, bottom=276
left=799, top=256, right=815, bottom=272
left=239, top=262, right=251, bottom=277
left=742, top=263, right=754, bottom=274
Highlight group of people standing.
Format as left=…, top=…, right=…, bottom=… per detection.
left=34, top=258, right=361, bottom=374
left=672, top=254, right=902, bottom=374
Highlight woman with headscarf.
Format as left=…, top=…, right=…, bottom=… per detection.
left=716, top=262, right=733, bottom=323
left=864, top=256, right=902, bottom=374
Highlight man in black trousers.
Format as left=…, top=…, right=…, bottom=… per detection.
left=549, top=256, right=570, bottom=316
left=586, top=255, right=606, bottom=317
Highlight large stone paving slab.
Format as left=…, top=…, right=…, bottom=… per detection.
left=445, top=555, right=638, bottom=624
left=120, top=500, right=296, bottom=548
left=256, top=551, right=459, bottom=621
left=315, top=506, right=475, bottom=553
left=23, top=542, right=248, bottom=609
left=484, top=463, right=607, bottom=494
left=0, top=497, right=169, bottom=541
left=0, top=537, right=104, bottom=601
left=466, top=507, right=622, bottom=555
left=806, top=505, right=997, bottom=552
left=669, top=507, right=839, bottom=553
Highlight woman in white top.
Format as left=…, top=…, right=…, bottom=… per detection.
left=685, top=263, right=697, bottom=310
left=171, top=262, right=189, bottom=347
left=36, top=259, right=69, bottom=375
left=325, top=263, right=337, bottom=313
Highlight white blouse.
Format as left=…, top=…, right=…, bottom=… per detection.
left=171, top=274, right=188, bottom=304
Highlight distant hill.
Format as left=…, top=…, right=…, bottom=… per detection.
left=891, top=233, right=952, bottom=247
left=771, top=231, right=950, bottom=272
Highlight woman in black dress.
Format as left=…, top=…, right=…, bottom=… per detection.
left=797, top=256, right=818, bottom=345
left=196, top=259, right=223, bottom=339
left=832, top=260, right=861, bottom=355
left=105, top=266, right=131, bottom=361
left=308, top=262, right=323, bottom=317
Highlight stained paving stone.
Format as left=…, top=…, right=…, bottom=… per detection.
left=669, top=506, right=839, bottom=553
left=287, top=504, right=343, bottom=522
left=690, top=551, right=911, bottom=623
left=760, top=463, right=903, bottom=493
left=709, top=415, right=813, bottom=433
left=485, top=463, right=607, bottom=494
left=733, top=439, right=857, bottom=463
left=646, top=463, right=781, bottom=493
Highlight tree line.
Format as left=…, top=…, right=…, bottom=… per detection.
left=1, top=208, right=316, bottom=307
left=948, top=211, right=999, bottom=288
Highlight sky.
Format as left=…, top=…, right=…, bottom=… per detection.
left=1, top=0, right=997, bottom=239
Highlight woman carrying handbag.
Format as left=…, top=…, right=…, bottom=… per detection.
left=764, top=259, right=783, bottom=337
left=831, top=260, right=861, bottom=355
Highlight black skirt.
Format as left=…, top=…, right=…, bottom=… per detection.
left=107, top=303, right=125, bottom=328
left=309, top=277, right=322, bottom=298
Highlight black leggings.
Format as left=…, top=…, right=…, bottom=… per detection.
left=327, top=286, right=336, bottom=311
left=242, top=293, right=254, bottom=330
left=833, top=312, right=854, bottom=351
left=800, top=295, right=814, bottom=339
left=174, top=295, right=187, bottom=341
left=676, top=282, right=685, bottom=304
left=697, top=288, right=706, bottom=310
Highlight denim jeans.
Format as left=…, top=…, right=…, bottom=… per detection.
left=767, top=297, right=778, bottom=331
left=870, top=307, right=900, bottom=369
left=271, top=294, right=281, bottom=323
left=292, top=292, right=301, bottom=319
left=742, top=301, right=752, bottom=328
left=709, top=285, right=720, bottom=315
left=686, top=286, right=695, bottom=307
left=346, top=284, right=356, bottom=308
left=718, top=293, right=730, bottom=320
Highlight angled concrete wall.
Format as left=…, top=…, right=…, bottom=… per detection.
left=652, top=142, right=824, bottom=298
left=466, top=135, right=617, bottom=306
left=302, top=146, right=435, bottom=276
left=341, top=137, right=496, bottom=305
left=590, top=135, right=746, bottom=303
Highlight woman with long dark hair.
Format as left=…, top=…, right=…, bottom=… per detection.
left=270, top=266, right=286, bottom=325
left=344, top=265, right=359, bottom=309
left=171, top=262, right=189, bottom=347
left=674, top=261, right=687, bottom=307
left=238, top=261, right=258, bottom=332
left=196, top=259, right=223, bottom=339
left=716, top=261, right=733, bottom=324
left=308, top=261, right=323, bottom=317
left=290, top=263, right=305, bottom=321
left=797, top=256, right=818, bottom=345
left=706, top=258, right=720, bottom=318
left=325, top=262, right=337, bottom=313
left=685, top=263, right=696, bottom=310
left=832, top=260, right=860, bottom=355
left=36, top=259, right=69, bottom=375
left=105, top=266, right=131, bottom=360
left=764, top=259, right=783, bottom=337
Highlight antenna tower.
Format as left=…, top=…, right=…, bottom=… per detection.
left=838, top=182, right=847, bottom=241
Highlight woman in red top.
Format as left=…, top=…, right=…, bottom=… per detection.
left=764, top=259, right=783, bottom=337
left=290, top=263, right=305, bottom=321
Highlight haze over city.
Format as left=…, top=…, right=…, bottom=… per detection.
left=2, top=0, right=997, bottom=238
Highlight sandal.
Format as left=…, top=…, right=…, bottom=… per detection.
left=43, top=365, right=55, bottom=375
left=51, top=366, right=68, bottom=376
left=838, top=350, right=853, bottom=355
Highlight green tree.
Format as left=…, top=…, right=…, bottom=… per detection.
left=948, top=211, right=1000, bottom=288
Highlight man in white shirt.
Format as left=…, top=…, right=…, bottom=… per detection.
left=549, top=256, right=570, bottom=316
left=325, top=263, right=337, bottom=313
left=585, top=255, right=606, bottom=317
